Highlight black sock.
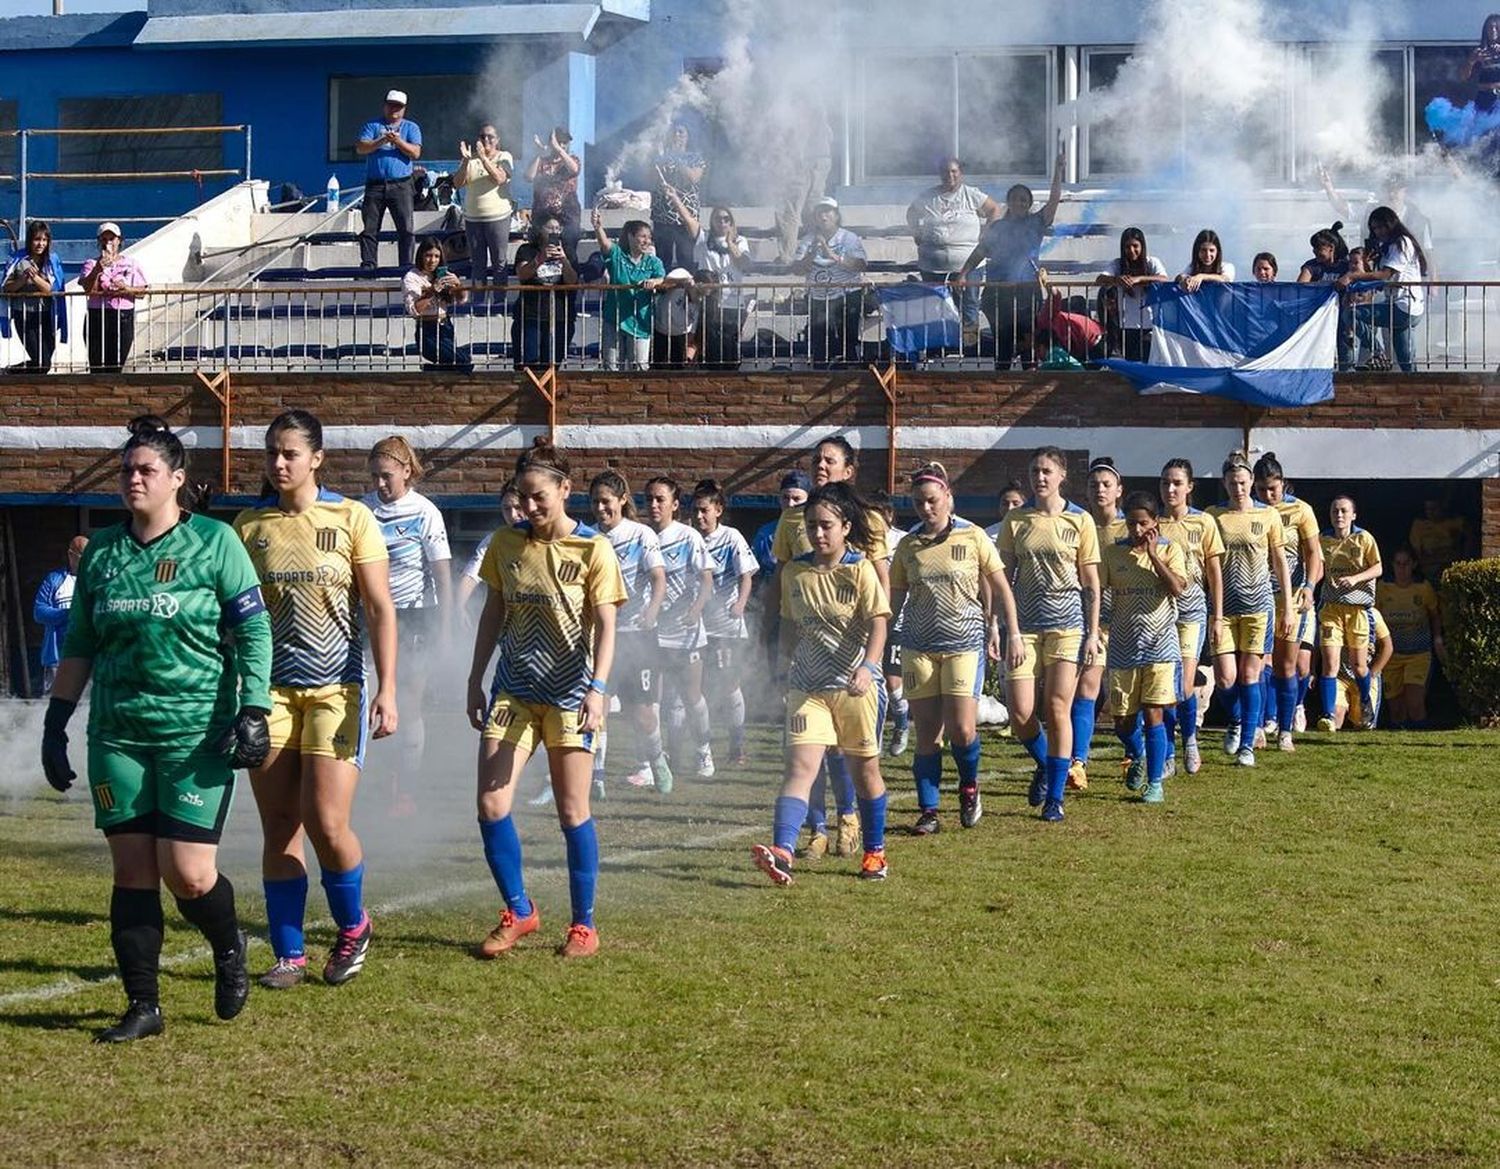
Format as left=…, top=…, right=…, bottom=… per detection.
left=110, top=886, right=163, bottom=1005
left=174, top=874, right=241, bottom=958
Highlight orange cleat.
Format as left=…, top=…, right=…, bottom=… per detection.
left=859, top=849, right=888, bottom=881
left=557, top=923, right=599, bottom=958
left=751, top=843, right=795, bottom=886
left=476, top=905, right=540, bottom=958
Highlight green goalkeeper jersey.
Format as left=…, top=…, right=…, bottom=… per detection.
left=63, top=512, right=272, bottom=748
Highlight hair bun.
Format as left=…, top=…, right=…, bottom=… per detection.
left=127, top=413, right=171, bottom=438
left=694, top=477, right=721, bottom=494
left=530, top=435, right=553, bottom=450
left=1262, top=450, right=1277, bottom=461
left=1331, top=221, right=1343, bottom=233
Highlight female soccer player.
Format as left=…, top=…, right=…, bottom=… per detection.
left=1253, top=453, right=1323, bottom=750
left=235, top=409, right=398, bottom=990
left=643, top=476, right=715, bottom=779
left=1156, top=459, right=1225, bottom=775
left=468, top=438, right=625, bottom=958
left=1377, top=545, right=1446, bottom=728
left=1208, top=452, right=1293, bottom=767
left=457, top=480, right=525, bottom=616
left=1327, top=608, right=1393, bottom=730
left=42, top=416, right=272, bottom=1041
left=996, top=446, right=1102, bottom=821
left=1070, top=457, right=1126, bottom=791
left=1099, top=491, right=1187, bottom=803
left=890, top=462, right=1021, bottom=833
left=590, top=471, right=668, bottom=790
left=691, top=479, right=758, bottom=766
left=771, top=434, right=892, bottom=854
left=752, top=482, right=891, bottom=884
left=1316, top=495, right=1383, bottom=732
left=362, top=435, right=452, bottom=814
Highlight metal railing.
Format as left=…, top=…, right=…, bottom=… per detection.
left=0, top=279, right=1493, bottom=375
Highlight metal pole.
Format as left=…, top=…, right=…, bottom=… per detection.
left=244, top=123, right=252, bottom=183
left=18, top=130, right=27, bottom=231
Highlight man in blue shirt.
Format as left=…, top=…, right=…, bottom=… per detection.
left=33, top=534, right=86, bottom=694
left=356, top=89, right=423, bottom=274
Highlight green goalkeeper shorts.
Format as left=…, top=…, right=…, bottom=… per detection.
left=87, top=739, right=235, bottom=841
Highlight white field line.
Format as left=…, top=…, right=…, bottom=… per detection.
left=0, top=815, right=832, bottom=1010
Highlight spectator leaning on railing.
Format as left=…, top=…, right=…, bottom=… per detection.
left=907, top=157, right=998, bottom=332
left=792, top=197, right=868, bottom=366
left=1337, top=205, right=1428, bottom=374
left=78, top=221, right=145, bottom=374
left=512, top=214, right=578, bottom=369
left=357, top=89, right=423, bottom=275
left=2, top=219, right=67, bottom=374
left=454, top=123, right=514, bottom=288
left=403, top=235, right=472, bottom=371
left=953, top=140, right=1066, bottom=369
left=663, top=194, right=751, bottom=370
left=592, top=209, right=665, bottom=371
left=1095, top=227, right=1169, bottom=362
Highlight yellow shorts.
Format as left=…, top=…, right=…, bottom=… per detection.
left=786, top=685, right=885, bottom=758
left=1108, top=662, right=1179, bottom=718
left=483, top=692, right=596, bottom=754
left=1213, top=612, right=1269, bottom=658
left=267, top=683, right=365, bottom=765
left=1319, top=603, right=1370, bottom=650
left=1006, top=630, right=1083, bottom=682
left=903, top=648, right=984, bottom=700
left=1336, top=674, right=1382, bottom=723
left=1384, top=652, right=1431, bottom=692
left=1176, top=620, right=1204, bottom=664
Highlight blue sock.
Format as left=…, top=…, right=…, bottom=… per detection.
left=1045, top=756, right=1071, bottom=804
left=320, top=862, right=365, bottom=931
left=858, top=794, right=887, bottom=852
left=1178, top=693, right=1198, bottom=743
left=263, top=874, right=308, bottom=960
left=1019, top=728, right=1048, bottom=767
left=1296, top=672, right=1311, bottom=709
left=826, top=752, right=857, bottom=817
left=951, top=737, right=981, bottom=787
left=773, top=795, right=808, bottom=853
left=913, top=752, right=943, bottom=812
left=479, top=816, right=533, bottom=917
left=1162, top=703, right=1178, bottom=755
left=1070, top=695, right=1096, bottom=764
left=1319, top=676, right=1338, bottom=720
left=806, top=763, right=828, bottom=832
left=1145, top=722, right=1168, bottom=782
left=1275, top=675, right=1299, bottom=731
left=1356, top=671, right=1373, bottom=713
left=1242, top=679, right=1263, bottom=745
left=1221, top=682, right=1239, bottom=731
left=561, top=819, right=599, bottom=928
left=1115, top=723, right=1145, bottom=759
left=1260, top=665, right=1273, bottom=726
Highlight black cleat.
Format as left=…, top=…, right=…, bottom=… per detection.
left=958, top=784, right=983, bottom=829
left=95, top=1000, right=164, bottom=1044
left=213, top=929, right=250, bottom=1020
left=912, top=810, right=941, bottom=836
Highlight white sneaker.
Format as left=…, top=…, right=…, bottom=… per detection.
left=1253, top=727, right=1267, bottom=750
left=886, top=724, right=910, bottom=757
left=695, top=746, right=715, bottom=779
left=1293, top=705, right=1307, bottom=733
left=625, top=768, right=655, bottom=788
left=1235, top=746, right=1256, bottom=768
left=1222, top=725, right=1242, bottom=755
left=1264, top=718, right=1279, bottom=736
left=1277, top=731, right=1295, bottom=753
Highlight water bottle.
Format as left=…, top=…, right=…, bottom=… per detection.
left=326, top=175, right=340, bottom=212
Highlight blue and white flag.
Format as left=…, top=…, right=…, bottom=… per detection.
left=1103, top=283, right=1338, bottom=407
left=879, top=283, right=961, bottom=356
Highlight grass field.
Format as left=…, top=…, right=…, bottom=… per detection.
left=3, top=714, right=1499, bottom=1168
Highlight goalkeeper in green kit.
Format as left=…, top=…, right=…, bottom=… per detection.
left=42, top=416, right=273, bottom=1043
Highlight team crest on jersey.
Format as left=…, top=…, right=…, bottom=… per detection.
left=93, top=782, right=115, bottom=811
left=155, top=559, right=177, bottom=584
left=1188, top=529, right=1201, bottom=545
left=316, top=528, right=338, bottom=552
left=790, top=713, right=808, bottom=734
left=1250, top=521, right=1264, bottom=536
left=1061, top=527, right=1079, bottom=545
left=491, top=707, right=517, bottom=729
left=557, top=560, right=581, bottom=584
left=836, top=581, right=857, bottom=605
left=951, top=544, right=968, bottom=562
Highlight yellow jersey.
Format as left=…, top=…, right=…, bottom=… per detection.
left=1207, top=502, right=1284, bottom=618
left=996, top=502, right=1101, bottom=633
left=478, top=521, right=627, bottom=708
left=234, top=488, right=388, bottom=687
left=1319, top=527, right=1381, bottom=607
left=771, top=503, right=891, bottom=564
left=1270, top=495, right=1320, bottom=593
left=1093, top=512, right=1128, bottom=627
left=780, top=552, right=890, bottom=692
left=1407, top=516, right=1467, bottom=582
left=1157, top=507, right=1224, bottom=624
left=1375, top=580, right=1438, bottom=654
left=890, top=517, right=1002, bottom=653
left=1099, top=537, right=1186, bottom=669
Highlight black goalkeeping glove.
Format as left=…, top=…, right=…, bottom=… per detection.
left=218, top=707, right=271, bottom=770
left=42, top=697, right=77, bottom=792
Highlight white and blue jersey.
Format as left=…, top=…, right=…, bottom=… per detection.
left=655, top=520, right=711, bottom=650
left=701, top=524, right=758, bottom=640
left=602, top=518, right=664, bottom=634
left=362, top=488, right=450, bottom=609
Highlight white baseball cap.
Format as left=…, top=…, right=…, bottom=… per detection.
left=385, top=89, right=408, bottom=107
left=814, top=196, right=839, bottom=210
left=97, top=222, right=122, bottom=239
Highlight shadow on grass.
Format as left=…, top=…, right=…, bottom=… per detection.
left=0, top=1007, right=116, bottom=1034
left=0, top=957, right=116, bottom=980
left=0, top=905, right=107, bottom=927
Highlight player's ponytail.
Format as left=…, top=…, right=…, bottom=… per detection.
left=515, top=434, right=571, bottom=483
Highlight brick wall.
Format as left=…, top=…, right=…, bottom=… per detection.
left=1484, top=478, right=1500, bottom=559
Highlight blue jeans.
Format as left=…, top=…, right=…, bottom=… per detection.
left=1353, top=302, right=1418, bottom=372
left=416, top=316, right=472, bottom=369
